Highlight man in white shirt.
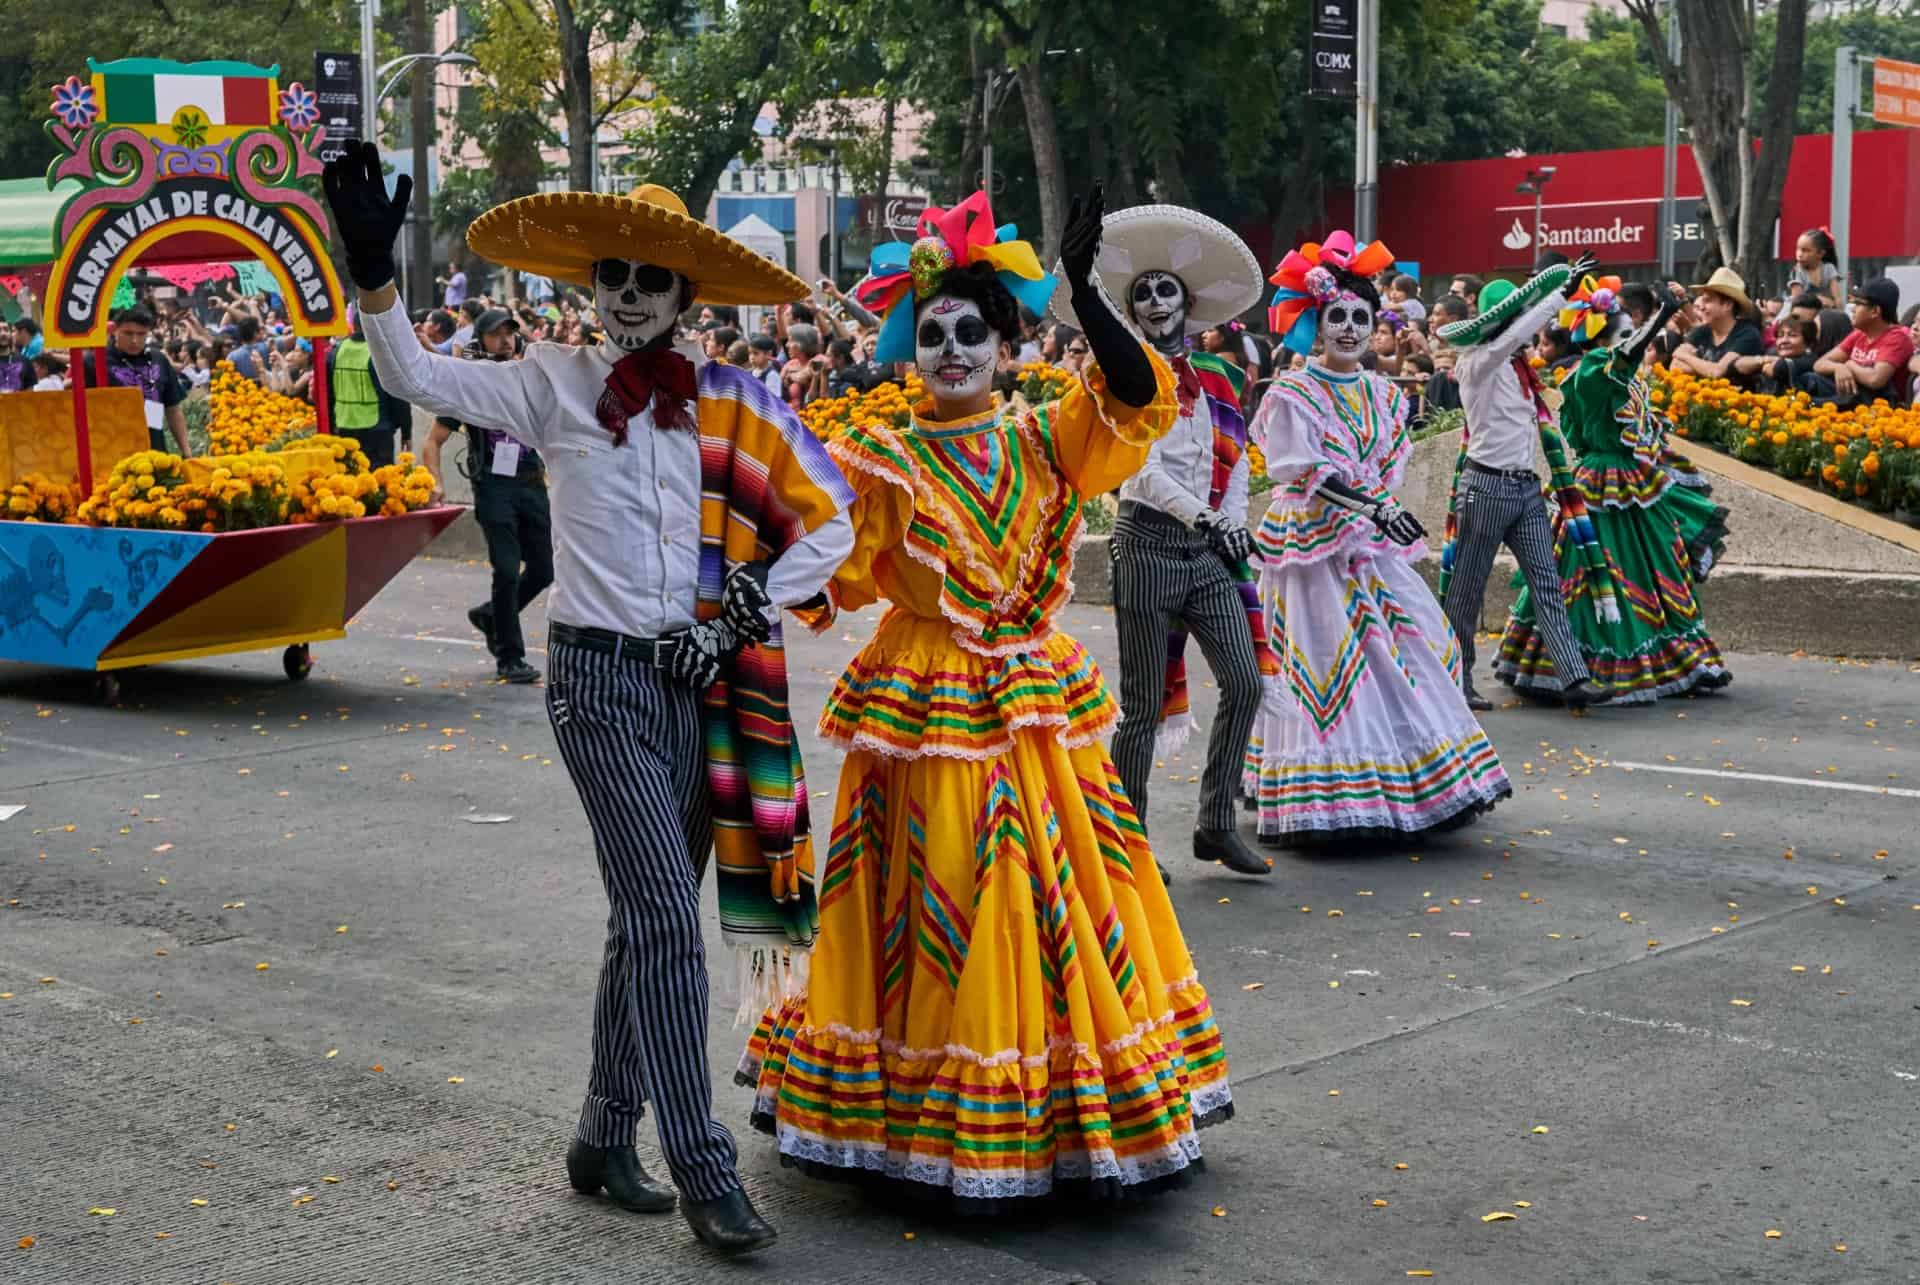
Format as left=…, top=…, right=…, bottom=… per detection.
left=323, top=142, right=852, bottom=1259
left=1437, top=254, right=1611, bottom=710
left=1058, top=206, right=1272, bottom=879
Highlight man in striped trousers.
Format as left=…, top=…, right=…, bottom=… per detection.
left=1436, top=253, right=1613, bottom=711
left=325, top=143, right=853, bottom=1257
left=1057, top=206, right=1272, bottom=879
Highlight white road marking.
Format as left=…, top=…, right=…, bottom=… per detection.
left=1567, top=1004, right=1918, bottom=1084
left=0, top=735, right=144, bottom=764
left=406, top=634, right=488, bottom=649
left=1611, top=760, right=1920, bottom=800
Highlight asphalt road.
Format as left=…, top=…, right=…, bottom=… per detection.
left=4, top=555, right=1918, bottom=1284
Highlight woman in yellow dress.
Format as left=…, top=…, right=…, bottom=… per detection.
left=738, top=188, right=1235, bottom=1207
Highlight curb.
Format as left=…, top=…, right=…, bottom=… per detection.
left=1064, top=536, right=1920, bottom=660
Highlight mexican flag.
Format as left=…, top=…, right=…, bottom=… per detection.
left=92, top=58, right=277, bottom=128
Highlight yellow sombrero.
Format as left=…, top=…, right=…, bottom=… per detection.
left=466, top=185, right=808, bottom=306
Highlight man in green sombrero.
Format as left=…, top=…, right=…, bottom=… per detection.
left=1435, top=253, right=1614, bottom=711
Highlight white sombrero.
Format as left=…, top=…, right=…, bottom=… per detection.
left=1051, top=204, right=1263, bottom=335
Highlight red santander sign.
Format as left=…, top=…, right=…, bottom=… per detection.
left=1489, top=198, right=1705, bottom=267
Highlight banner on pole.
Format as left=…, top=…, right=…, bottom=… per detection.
left=313, top=52, right=361, bottom=164
left=1872, top=57, right=1920, bottom=130
left=1308, top=0, right=1359, bottom=99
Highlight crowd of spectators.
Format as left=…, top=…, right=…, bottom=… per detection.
left=4, top=234, right=1915, bottom=453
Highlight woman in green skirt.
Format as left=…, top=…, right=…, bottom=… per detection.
left=1496, top=278, right=1732, bottom=703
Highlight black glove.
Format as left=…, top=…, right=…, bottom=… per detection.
left=667, top=619, right=739, bottom=691
left=321, top=140, right=412, bottom=291
left=1196, top=510, right=1254, bottom=564
left=1369, top=499, right=1427, bottom=546
left=1568, top=250, right=1599, bottom=279
left=1060, top=185, right=1157, bottom=409
left=721, top=562, right=774, bottom=647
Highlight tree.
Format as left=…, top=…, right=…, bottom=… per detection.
left=1761, top=4, right=1920, bottom=136
left=470, top=0, right=644, bottom=191
left=0, top=0, right=371, bottom=183
left=614, top=0, right=786, bottom=218
left=1625, top=0, right=1812, bottom=285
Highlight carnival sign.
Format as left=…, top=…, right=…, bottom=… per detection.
left=39, top=57, right=346, bottom=345
left=50, top=178, right=339, bottom=334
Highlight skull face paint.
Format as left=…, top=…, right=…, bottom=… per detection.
left=1319, top=293, right=1374, bottom=365
left=915, top=295, right=998, bottom=404
left=1128, top=270, right=1190, bottom=353
left=593, top=259, right=682, bottom=352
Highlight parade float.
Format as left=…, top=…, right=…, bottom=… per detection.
left=0, top=58, right=455, bottom=700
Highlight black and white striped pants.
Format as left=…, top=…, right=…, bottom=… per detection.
left=545, top=637, right=739, bottom=1202
left=1110, top=505, right=1264, bottom=833
left=1441, top=467, right=1588, bottom=690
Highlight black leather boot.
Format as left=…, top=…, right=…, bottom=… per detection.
left=1193, top=828, right=1271, bottom=876
left=565, top=1140, right=677, bottom=1213
left=682, top=1187, right=778, bottom=1257
left=1562, top=678, right=1615, bottom=707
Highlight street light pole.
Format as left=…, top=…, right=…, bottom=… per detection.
left=981, top=70, right=996, bottom=199
left=829, top=146, right=841, bottom=286
left=360, top=0, right=379, bottom=140
left=1657, top=0, right=1681, bottom=279
left=1831, top=44, right=1858, bottom=293
left=1353, top=0, right=1379, bottom=242
left=407, top=0, right=432, bottom=314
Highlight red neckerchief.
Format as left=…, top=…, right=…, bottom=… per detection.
left=1510, top=354, right=1549, bottom=420
left=1172, top=353, right=1202, bottom=418
left=595, top=347, right=697, bottom=445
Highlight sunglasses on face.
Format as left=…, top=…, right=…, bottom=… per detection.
left=594, top=260, right=678, bottom=293
left=918, top=316, right=992, bottom=347
left=1132, top=278, right=1183, bottom=304
left=1066, top=345, right=1090, bottom=356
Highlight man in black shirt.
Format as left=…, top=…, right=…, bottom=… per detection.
left=1672, top=267, right=1763, bottom=389
left=106, top=307, right=191, bottom=454
left=420, top=310, right=552, bottom=684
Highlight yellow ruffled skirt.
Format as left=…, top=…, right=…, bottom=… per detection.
left=739, top=612, right=1232, bottom=1207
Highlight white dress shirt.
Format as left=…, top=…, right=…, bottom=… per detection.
left=1453, top=287, right=1566, bottom=472
left=1118, top=383, right=1249, bottom=527
left=363, top=299, right=852, bottom=639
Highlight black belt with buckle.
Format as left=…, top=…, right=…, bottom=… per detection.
left=1464, top=459, right=1537, bottom=481
left=549, top=622, right=679, bottom=668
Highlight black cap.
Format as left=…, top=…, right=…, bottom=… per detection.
left=1850, top=278, right=1901, bottom=322
left=474, top=307, right=519, bottom=336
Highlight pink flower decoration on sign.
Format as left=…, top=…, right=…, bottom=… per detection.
left=52, top=76, right=98, bottom=129
left=278, top=83, right=319, bottom=131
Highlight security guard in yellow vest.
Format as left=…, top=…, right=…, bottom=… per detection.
left=327, top=311, right=410, bottom=468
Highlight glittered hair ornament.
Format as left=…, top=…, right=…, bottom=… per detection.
left=856, top=190, right=1057, bottom=363
left=1267, top=230, right=1395, bottom=355
left=1558, top=273, right=1624, bottom=346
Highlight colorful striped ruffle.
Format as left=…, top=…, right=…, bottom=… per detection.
left=1495, top=624, right=1728, bottom=704
left=738, top=973, right=1231, bottom=1206
left=1252, top=731, right=1511, bottom=846
left=1577, top=459, right=1673, bottom=509
left=822, top=614, right=1118, bottom=759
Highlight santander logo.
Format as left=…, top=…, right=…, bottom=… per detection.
left=1500, top=213, right=1648, bottom=256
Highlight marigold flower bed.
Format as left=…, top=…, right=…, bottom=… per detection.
left=1655, top=368, right=1920, bottom=518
